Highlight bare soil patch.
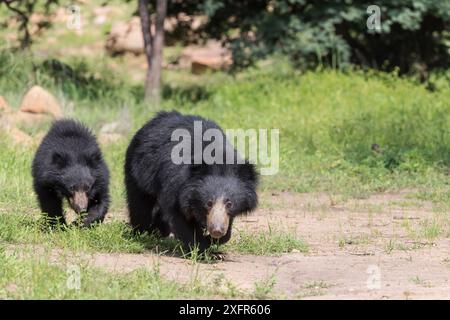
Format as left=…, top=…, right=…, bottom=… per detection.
left=93, top=191, right=450, bottom=299
left=7, top=190, right=450, bottom=299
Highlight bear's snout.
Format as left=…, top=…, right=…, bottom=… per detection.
left=207, top=199, right=229, bottom=239
left=69, top=191, right=89, bottom=214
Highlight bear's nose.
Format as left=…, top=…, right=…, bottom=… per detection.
left=69, top=191, right=89, bottom=214
left=72, top=203, right=87, bottom=214
left=209, top=226, right=226, bottom=239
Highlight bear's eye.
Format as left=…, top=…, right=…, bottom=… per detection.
left=85, top=152, right=101, bottom=168
left=206, top=200, right=213, bottom=208
left=52, top=153, right=67, bottom=168
left=225, top=200, right=232, bottom=209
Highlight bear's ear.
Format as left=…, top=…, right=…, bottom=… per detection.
left=52, top=152, right=68, bottom=169
left=237, top=162, right=259, bottom=184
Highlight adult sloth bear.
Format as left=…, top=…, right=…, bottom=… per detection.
left=32, top=119, right=110, bottom=227
left=125, top=111, right=258, bottom=252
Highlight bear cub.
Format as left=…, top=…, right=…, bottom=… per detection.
left=125, top=111, right=258, bottom=252
left=32, top=119, right=110, bottom=227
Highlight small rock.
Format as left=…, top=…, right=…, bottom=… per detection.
left=5, top=283, right=18, bottom=293
left=99, top=110, right=131, bottom=136
left=98, top=133, right=123, bottom=145
left=100, top=122, right=122, bottom=134
left=20, top=86, right=62, bottom=118
left=94, top=15, right=107, bottom=25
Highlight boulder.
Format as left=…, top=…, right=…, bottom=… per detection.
left=105, top=17, right=144, bottom=55
left=19, top=86, right=62, bottom=118
left=179, top=40, right=232, bottom=74
left=11, top=111, right=53, bottom=127
left=9, top=127, right=33, bottom=146
left=0, top=113, right=33, bottom=146
left=191, top=56, right=228, bottom=74
left=105, top=17, right=178, bottom=55
left=0, top=96, right=12, bottom=113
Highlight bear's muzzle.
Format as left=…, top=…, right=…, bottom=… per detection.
left=69, top=191, right=89, bottom=214
left=207, top=199, right=229, bottom=239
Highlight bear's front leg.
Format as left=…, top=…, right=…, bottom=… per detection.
left=35, top=185, right=66, bottom=226
left=168, top=211, right=212, bottom=253
left=80, top=193, right=109, bottom=227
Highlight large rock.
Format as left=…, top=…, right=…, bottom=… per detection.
left=0, top=113, right=33, bottom=146
left=11, top=111, right=53, bottom=127
left=179, top=40, right=232, bottom=74
left=0, top=96, right=12, bottom=113
left=105, top=17, right=144, bottom=55
left=0, top=109, right=52, bottom=129
left=105, top=17, right=177, bottom=55
left=19, top=86, right=62, bottom=118
left=8, top=127, right=33, bottom=146
left=0, top=90, right=54, bottom=147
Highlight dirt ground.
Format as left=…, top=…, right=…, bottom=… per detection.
left=87, top=190, right=450, bottom=299
left=8, top=190, right=450, bottom=299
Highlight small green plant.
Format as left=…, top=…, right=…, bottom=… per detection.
left=410, top=276, right=433, bottom=288
left=226, top=226, right=309, bottom=255
left=421, top=219, right=443, bottom=240
left=303, top=280, right=330, bottom=290
left=296, top=280, right=331, bottom=298
left=385, top=240, right=396, bottom=254
left=253, top=274, right=276, bottom=300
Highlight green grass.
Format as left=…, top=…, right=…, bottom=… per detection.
left=0, top=245, right=217, bottom=299
left=1, top=48, right=449, bottom=202
left=303, top=280, right=330, bottom=290
left=296, top=280, right=331, bottom=298
left=400, top=207, right=450, bottom=242
left=409, top=276, right=432, bottom=288
left=0, top=212, right=174, bottom=254
left=253, top=274, right=277, bottom=299
left=338, top=234, right=371, bottom=248
left=226, top=227, right=309, bottom=255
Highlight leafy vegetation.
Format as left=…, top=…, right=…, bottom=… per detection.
left=167, top=1, right=450, bottom=74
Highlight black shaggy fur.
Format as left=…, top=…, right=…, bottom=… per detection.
left=32, top=119, right=110, bottom=227
left=125, top=111, right=258, bottom=252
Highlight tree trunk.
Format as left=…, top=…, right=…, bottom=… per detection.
left=138, top=0, right=167, bottom=103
